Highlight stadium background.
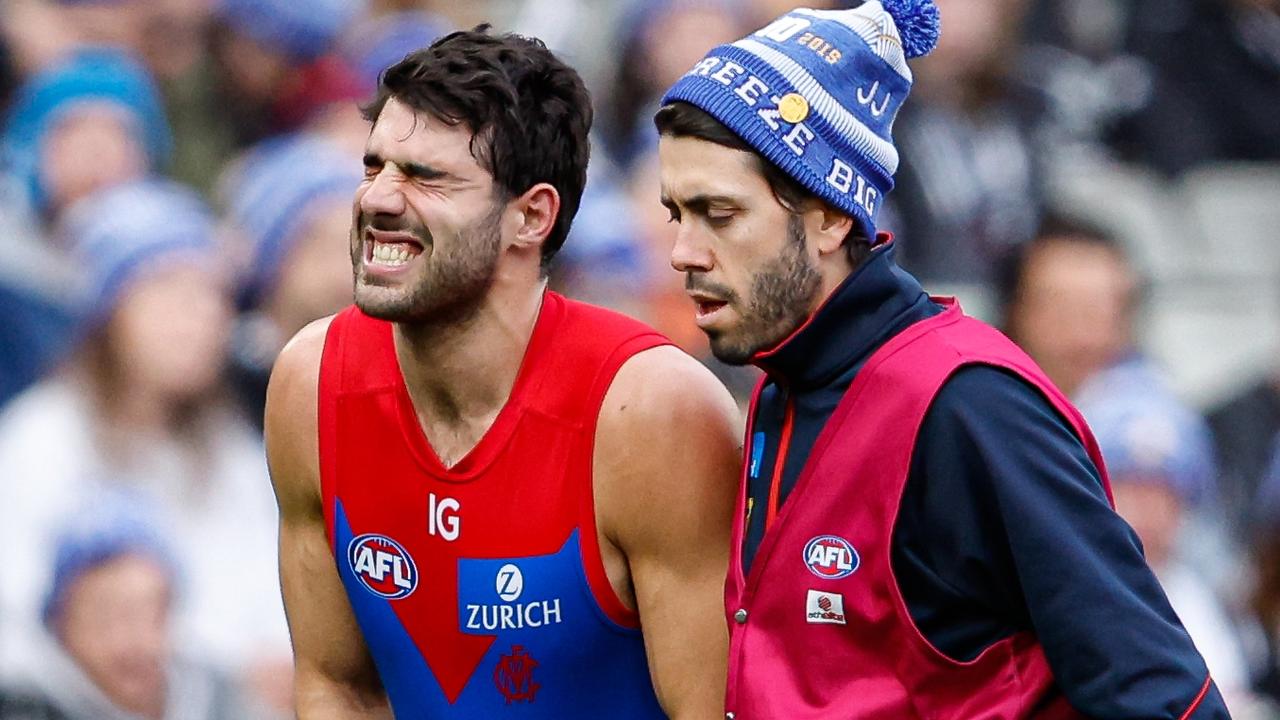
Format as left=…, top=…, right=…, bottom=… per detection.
left=0, top=0, right=1278, bottom=717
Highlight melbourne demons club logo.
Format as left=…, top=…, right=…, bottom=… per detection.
left=347, top=533, right=418, bottom=599
left=803, top=535, right=860, bottom=580
left=494, top=645, right=540, bottom=704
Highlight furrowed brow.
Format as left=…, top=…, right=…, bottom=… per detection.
left=400, top=162, right=451, bottom=181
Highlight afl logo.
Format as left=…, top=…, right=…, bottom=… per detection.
left=803, top=535, right=859, bottom=580
left=348, top=534, right=418, bottom=599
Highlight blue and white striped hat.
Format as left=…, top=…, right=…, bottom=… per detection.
left=60, top=179, right=217, bottom=331
left=661, top=0, right=940, bottom=241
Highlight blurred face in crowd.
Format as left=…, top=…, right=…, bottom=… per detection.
left=643, top=4, right=742, bottom=95
left=352, top=98, right=508, bottom=324
left=1, top=0, right=77, bottom=75
left=57, top=0, right=148, bottom=56
left=1005, top=237, right=1136, bottom=397
left=911, top=0, right=1028, bottom=99
left=660, top=135, right=835, bottom=365
left=213, top=30, right=291, bottom=104
left=1111, top=479, right=1183, bottom=571
left=55, top=555, right=172, bottom=719
left=138, top=0, right=214, bottom=80
left=107, top=263, right=233, bottom=401
left=41, top=105, right=147, bottom=215
left=267, top=197, right=356, bottom=336
left=747, top=0, right=839, bottom=26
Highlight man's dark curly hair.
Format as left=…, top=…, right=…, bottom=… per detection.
left=362, top=26, right=592, bottom=269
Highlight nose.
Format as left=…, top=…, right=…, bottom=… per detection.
left=358, top=166, right=406, bottom=218
left=670, top=223, right=714, bottom=274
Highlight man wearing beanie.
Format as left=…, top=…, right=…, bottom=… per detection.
left=655, top=2, right=1228, bottom=717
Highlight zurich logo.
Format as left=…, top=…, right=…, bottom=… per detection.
left=803, top=535, right=859, bottom=580
left=348, top=533, right=418, bottom=599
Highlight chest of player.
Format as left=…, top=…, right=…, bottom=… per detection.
left=326, top=388, right=664, bottom=716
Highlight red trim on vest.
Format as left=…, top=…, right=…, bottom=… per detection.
left=1179, top=675, right=1213, bottom=720
left=764, top=396, right=795, bottom=531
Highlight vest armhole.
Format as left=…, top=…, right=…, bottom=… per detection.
left=886, top=353, right=1112, bottom=672
left=576, top=332, right=673, bottom=631
left=317, top=309, right=352, bottom=551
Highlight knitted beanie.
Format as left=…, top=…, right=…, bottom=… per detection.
left=661, top=0, right=941, bottom=241
left=224, top=133, right=360, bottom=309
left=59, top=179, right=217, bottom=331
left=1, top=47, right=171, bottom=212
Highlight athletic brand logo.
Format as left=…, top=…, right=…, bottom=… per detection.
left=806, top=589, right=847, bottom=624
left=494, top=645, right=540, bottom=704
left=348, top=534, right=417, bottom=599
left=496, top=564, right=524, bottom=602
left=803, top=535, right=859, bottom=579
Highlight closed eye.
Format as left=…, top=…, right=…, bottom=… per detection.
left=707, top=212, right=735, bottom=228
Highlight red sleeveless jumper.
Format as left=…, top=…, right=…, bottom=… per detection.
left=317, top=291, right=671, bottom=718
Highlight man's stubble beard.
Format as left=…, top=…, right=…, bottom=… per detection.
left=352, top=202, right=505, bottom=326
left=706, top=214, right=822, bottom=365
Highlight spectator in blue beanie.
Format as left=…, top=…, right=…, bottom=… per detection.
left=221, top=134, right=360, bottom=429
left=0, top=491, right=262, bottom=720
left=0, top=180, right=290, bottom=703
left=1079, top=369, right=1255, bottom=709
left=601, top=0, right=744, bottom=168
left=1, top=47, right=170, bottom=219
left=340, top=10, right=451, bottom=91
left=210, top=0, right=367, bottom=148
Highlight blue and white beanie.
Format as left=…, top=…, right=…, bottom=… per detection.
left=223, top=133, right=360, bottom=309
left=1, top=47, right=171, bottom=212
left=1076, top=358, right=1217, bottom=506
left=42, top=489, right=178, bottom=627
left=661, top=0, right=941, bottom=241
left=217, top=0, right=368, bottom=61
left=60, top=179, right=217, bottom=331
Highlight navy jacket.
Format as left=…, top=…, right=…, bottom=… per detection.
left=742, top=245, right=1228, bottom=718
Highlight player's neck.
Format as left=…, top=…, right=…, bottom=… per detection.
left=392, top=279, right=547, bottom=464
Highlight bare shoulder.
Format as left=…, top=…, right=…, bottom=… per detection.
left=265, top=315, right=335, bottom=512
left=595, top=345, right=743, bottom=538
left=599, top=345, right=743, bottom=445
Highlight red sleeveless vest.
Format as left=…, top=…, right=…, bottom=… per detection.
left=724, top=300, right=1110, bottom=719
left=317, top=291, right=671, bottom=717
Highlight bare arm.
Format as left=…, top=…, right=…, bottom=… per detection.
left=264, top=318, right=391, bottom=719
left=595, top=346, right=743, bottom=719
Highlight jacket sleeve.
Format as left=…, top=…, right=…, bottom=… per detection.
left=903, top=365, right=1228, bottom=719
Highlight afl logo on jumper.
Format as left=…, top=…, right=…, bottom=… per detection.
left=803, top=535, right=859, bottom=579
left=348, top=534, right=418, bottom=599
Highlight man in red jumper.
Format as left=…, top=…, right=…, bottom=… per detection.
left=655, top=1, right=1230, bottom=718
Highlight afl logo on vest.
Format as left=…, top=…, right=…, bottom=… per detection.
left=803, top=535, right=860, bottom=580
left=348, top=534, right=418, bottom=599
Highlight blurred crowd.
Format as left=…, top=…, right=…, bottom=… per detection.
left=0, top=0, right=1277, bottom=717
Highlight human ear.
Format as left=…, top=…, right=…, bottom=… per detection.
left=511, top=183, right=560, bottom=253
left=808, top=203, right=854, bottom=257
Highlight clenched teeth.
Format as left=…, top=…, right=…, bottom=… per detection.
left=371, top=242, right=413, bottom=266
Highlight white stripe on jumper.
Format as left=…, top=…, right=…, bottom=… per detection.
left=730, top=37, right=899, bottom=174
